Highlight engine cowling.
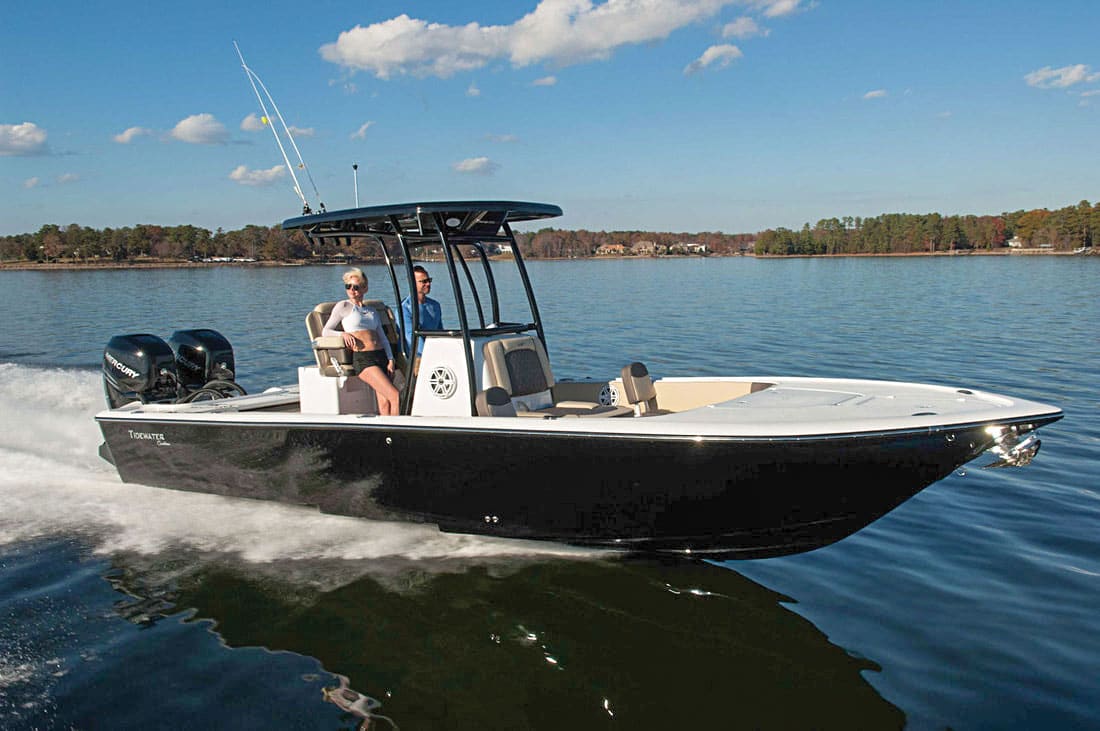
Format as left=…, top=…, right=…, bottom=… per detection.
left=168, top=328, right=236, bottom=390
left=102, top=334, right=178, bottom=408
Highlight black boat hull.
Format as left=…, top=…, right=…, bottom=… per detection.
left=96, top=416, right=1051, bottom=558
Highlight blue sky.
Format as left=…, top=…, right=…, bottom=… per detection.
left=3, top=0, right=1098, bottom=236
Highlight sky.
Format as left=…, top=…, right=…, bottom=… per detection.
left=2, top=0, right=1099, bottom=236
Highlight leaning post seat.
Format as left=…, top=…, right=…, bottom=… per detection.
left=300, top=300, right=407, bottom=416
left=305, top=302, right=354, bottom=377
left=482, top=335, right=632, bottom=418
left=305, top=300, right=407, bottom=383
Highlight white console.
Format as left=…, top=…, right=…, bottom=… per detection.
left=297, top=366, right=378, bottom=415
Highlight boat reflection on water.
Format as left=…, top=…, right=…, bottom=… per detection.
left=107, top=550, right=904, bottom=730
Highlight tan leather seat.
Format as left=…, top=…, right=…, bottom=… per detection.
left=620, top=361, right=671, bottom=416
left=475, top=386, right=518, bottom=417
left=306, top=300, right=408, bottom=379
left=483, top=336, right=632, bottom=418
left=306, top=302, right=354, bottom=377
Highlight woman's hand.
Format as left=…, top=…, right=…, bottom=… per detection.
left=341, top=333, right=357, bottom=350
left=387, top=360, right=395, bottom=376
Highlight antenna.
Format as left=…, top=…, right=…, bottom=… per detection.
left=233, top=42, right=325, bottom=215
left=352, top=163, right=360, bottom=207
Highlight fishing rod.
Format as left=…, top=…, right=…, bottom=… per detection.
left=233, top=41, right=325, bottom=215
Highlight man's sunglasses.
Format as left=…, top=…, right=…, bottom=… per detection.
left=345, top=283, right=364, bottom=290
left=416, top=278, right=433, bottom=284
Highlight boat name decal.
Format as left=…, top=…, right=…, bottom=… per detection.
left=128, top=429, right=167, bottom=443
left=105, top=352, right=140, bottom=379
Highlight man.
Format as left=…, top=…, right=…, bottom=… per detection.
left=400, top=265, right=443, bottom=356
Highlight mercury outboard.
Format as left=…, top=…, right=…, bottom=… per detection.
left=102, top=333, right=179, bottom=409
left=101, top=329, right=245, bottom=409
left=167, top=328, right=245, bottom=400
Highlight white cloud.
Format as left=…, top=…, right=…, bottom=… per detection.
left=453, top=156, right=498, bottom=175
left=722, top=17, right=767, bottom=39
left=23, top=177, right=40, bottom=189
left=1024, top=64, right=1100, bottom=89
left=241, top=113, right=267, bottom=132
left=113, top=126, right=152, bottom=144
left=467, top=82, right=481, bottom=97
left=242, top=115, right=313, bottom=137
left=486, top=133, right=518, bottom=143
left=533, top=75, right=558, bottom=86
left=170, top=113, right=229, bottom=144
left=0, top=121, right=48, bottom=156
left=320, top=1, right=735, bottom=79
left=229, top=164, right=287, bottom=186
left=1080, top=89, right=1100, bottom=97
left=684, top=44, right=742, bottom=74
left=351, top=121, right=375, bottom=140
left=57, top=172, right=80, bottom=184
left=749, top=0, right=805, bottom=18
left=863, top=89, right=887, bottom=99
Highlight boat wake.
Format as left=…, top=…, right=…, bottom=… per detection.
left=0, top=363, right=593, bottom=567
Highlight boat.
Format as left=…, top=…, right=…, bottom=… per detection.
left=95, top=201, right=1063, bottom=559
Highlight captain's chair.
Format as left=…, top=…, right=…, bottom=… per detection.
left=306, top=302, right=354, bottom=377
left=483, top=335, right=632, bottom=418
left=306, top=301, right=408, bottom=380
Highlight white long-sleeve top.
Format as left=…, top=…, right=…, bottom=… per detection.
left=322, top=300, right=393, bottom=361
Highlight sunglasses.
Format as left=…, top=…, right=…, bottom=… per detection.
left=417, top=278, right=433, bottom=284
left=345, top=283, right=364, bottom=291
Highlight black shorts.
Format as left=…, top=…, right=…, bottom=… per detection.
left=352, top=349, right=389, bottom=374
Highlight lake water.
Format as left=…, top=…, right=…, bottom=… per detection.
left=1, top=257, right=1097, bottom=729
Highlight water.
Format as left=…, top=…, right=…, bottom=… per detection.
left=1, top=257, right=1097, bottom=729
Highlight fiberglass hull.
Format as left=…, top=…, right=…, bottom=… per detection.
left=95, top=411, right=1060, bottom=558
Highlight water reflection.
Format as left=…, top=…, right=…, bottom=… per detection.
left=105, top=550, right=903, bottom=730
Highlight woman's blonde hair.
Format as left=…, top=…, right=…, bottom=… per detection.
left=342, top=267, right=366, bottom=285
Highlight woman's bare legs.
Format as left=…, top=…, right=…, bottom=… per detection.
left=358, top=366, right=400, bottom=416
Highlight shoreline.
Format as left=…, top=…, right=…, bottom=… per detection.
left=0, top=248, right=1086, bottom=271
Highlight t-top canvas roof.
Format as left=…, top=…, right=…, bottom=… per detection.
left=282, top=201, right=562, bottom=240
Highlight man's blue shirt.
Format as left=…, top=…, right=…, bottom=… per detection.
left=400, top=295, right=443, bottom=354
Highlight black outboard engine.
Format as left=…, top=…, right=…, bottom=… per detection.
left=102, top=334, right=179, bottom=408
left=168, top=328, right=235, bottom=389
left=167, top=328, right=246, bottom=400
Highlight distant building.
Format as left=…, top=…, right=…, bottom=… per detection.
left=1007, top=235, right=1024, bottom=248
left=670, top=241, right=707, bottom=254
left=596, top=243, right=626, bottom=256
left=631, top=240, right=660, bottom=256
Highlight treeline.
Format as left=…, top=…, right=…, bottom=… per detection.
left=753, top=201, right=1099, bottom=256
left=0, top=221, right=755, bottom=263
left=2, top=200, right=1096, bottom=263
left=0, top=223, right=312, bottom=263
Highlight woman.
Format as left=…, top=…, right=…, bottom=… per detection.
left=322, top=268, right=401, bottom=416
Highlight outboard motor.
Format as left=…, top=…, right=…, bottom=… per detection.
left=102, top=334, right=179, bottom=408
left=167, top=328, right=246, bottom=400
left=168, top=328, right=236, bottom=389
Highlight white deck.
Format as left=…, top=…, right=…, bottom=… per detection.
left=96, top=377, right=1060, bottom=440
